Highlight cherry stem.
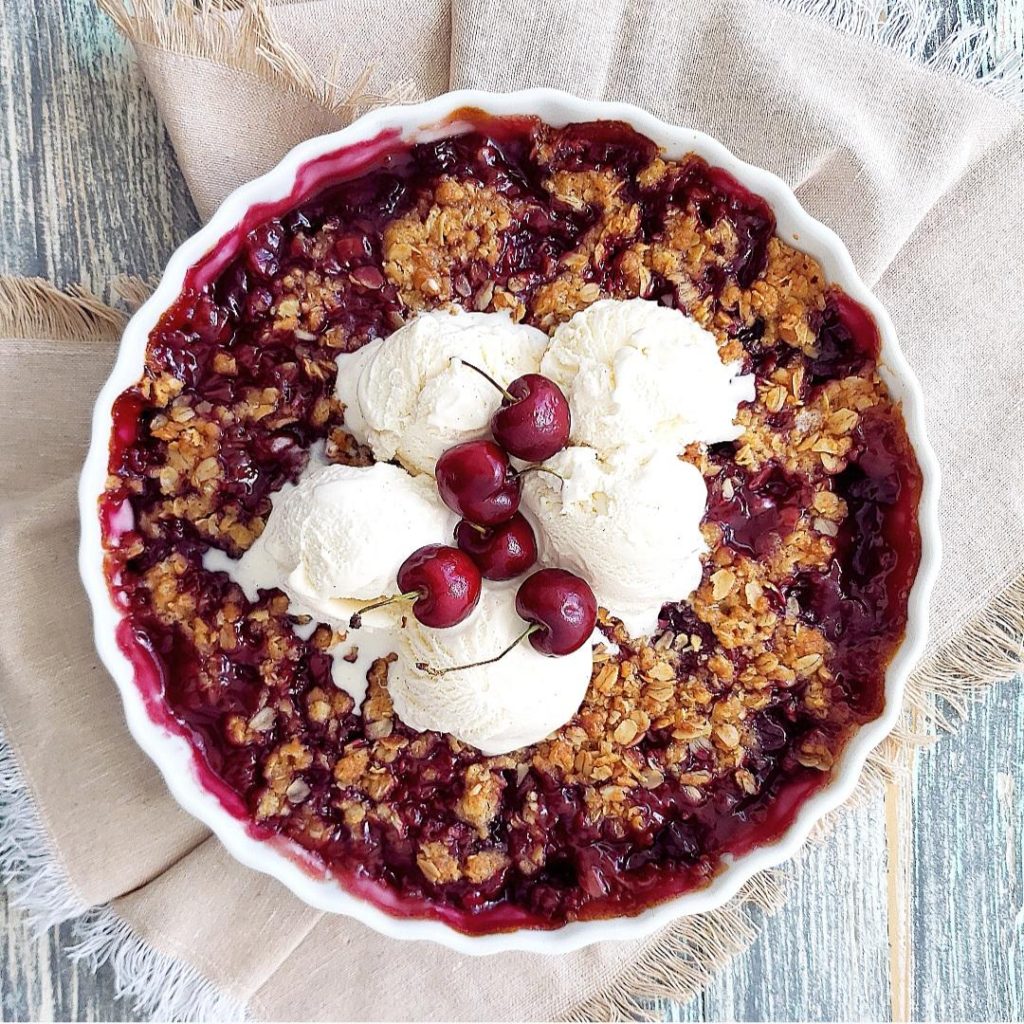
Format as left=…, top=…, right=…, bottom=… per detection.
left=460, top=360, right=514, bottom=402
left=468, top=522, right=488, bottom=535
left=419, top=624, right=542, bottom=677
left=349, top=590, right=419, bottom=629
left=517, top=465, right=564, bottom=483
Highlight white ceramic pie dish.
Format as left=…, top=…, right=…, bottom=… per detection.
left=78, top=88, right=941, bottom=955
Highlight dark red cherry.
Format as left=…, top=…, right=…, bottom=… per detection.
left=454, top=513, right=537, bottom=581
left=396, top=545, right=481, bottom=628
left=435, top=440, right=521, bottom=526
left=460, top=362, right=571, bottom=461
left=245, top=219, right=285, bottom=279
left=422, top=566, right=596, bottom=678
left=189, top=295, right=233, bottom=344
left=492, top=374, right=571, bottom=461
left=515, top=568, right=597, bottom=656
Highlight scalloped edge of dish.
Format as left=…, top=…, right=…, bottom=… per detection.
left=78, top=88, right=941, bottom=955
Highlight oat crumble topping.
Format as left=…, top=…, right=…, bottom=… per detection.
left=100, top=115, right=922, bottom=931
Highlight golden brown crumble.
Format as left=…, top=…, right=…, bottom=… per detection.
left=416, top=841, right=462, bottom=884
left=530, top=169, right=640, bottom=329
left=104, top=124, right=919, bottom=902
left=456, top=764, right=505, bottom=838
left=383, top=178, right=515, bottom=312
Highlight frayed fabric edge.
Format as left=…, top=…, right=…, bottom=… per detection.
left=0, top=276, right=124, bottom=343
left=565, top=871, right=787, bottom=1022
left=70, top=907, right=247, bottom=1021
left=0, top=723, right=245, bottom=1020
left=0, top=724, right=89, bottom=931
left=772, top=0, right=1023, bottom=107
left=111, top=273, right=161, bottom=311
left=96, top=0, right=423, bottom=116
left=908, top=572, right=1024, bottom=727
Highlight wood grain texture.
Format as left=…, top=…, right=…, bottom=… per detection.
left=1, top=0, right=1021, bottom=1020
left=0, top=0, right=199, bottom=291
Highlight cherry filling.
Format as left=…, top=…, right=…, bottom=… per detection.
left=707, top=464, right=810, bottom=558
left=789, top=407, right=920, bottom=713
left=100, top=114, right=922, bottom=932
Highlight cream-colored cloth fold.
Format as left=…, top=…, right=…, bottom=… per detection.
left=1, top=0, right=1023, bottom=1018
left=0, top=319, right=210, bottom=908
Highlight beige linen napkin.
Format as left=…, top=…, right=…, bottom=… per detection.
left=2, top=0, right=1023, bottom=1019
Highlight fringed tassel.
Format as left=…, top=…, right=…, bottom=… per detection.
left=0, top=276, right=123, bottom=342
left=772, top=0, right=1024, bottom=106
left=566, top=871, right=786, bottom=1021
left=96, top=0, right=422, bottom=116
left=0, top=725, right=90, bottom=930
left=909, top=574, right=1024, bottom=726
left=111, top=273, right=159, bottom=311
left=70, top=907, right=247, bottom=1021
left=1, top=723, right=244, bottom=1019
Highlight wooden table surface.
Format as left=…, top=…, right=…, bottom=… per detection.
left=1, top=1, right=1021, bottom=1020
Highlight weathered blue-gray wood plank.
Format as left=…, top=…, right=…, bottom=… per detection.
left=1, top=0, right=1020, bottom=1020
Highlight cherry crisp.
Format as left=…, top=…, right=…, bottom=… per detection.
left=100, top=113, right=922, bottom=932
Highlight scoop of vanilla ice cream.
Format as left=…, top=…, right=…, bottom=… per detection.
left=335, top=308, right=548, bottom=476
left=388, top=585, right=592, bottom=755
left=254, top=462, right=451, bottom=624
left=540, top=298, right=753, bottom=453
left=522, top=445, right=707, bottom=637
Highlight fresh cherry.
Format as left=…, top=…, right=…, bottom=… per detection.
left=398, top=545, right=481, bottom=628
left=435, top=440, right=521, bottom=526
left=424, top=566, right=596, bottom=676
left=516, top=568, right=597, bottom=656
left=462, top=362, right=571, bottom=462
left=454, top=513, right=538, bottom=581
left=350, top=544, right=480, bottom=629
